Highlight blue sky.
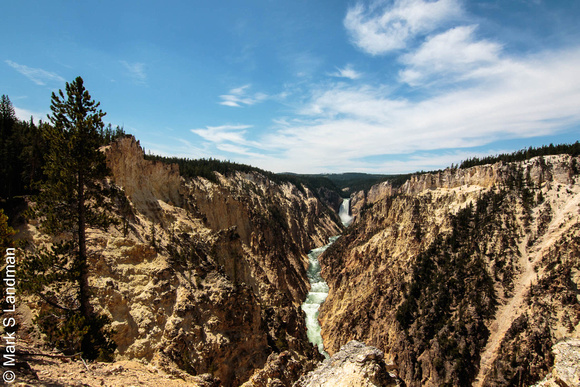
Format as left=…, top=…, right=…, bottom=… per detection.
left=2, top=0, right=580, bottom=173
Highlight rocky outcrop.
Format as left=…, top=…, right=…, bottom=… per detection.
left=294, top=340, right=397, bottom=387
left=241, top=351, right=318, bottom=387
left=104, top=136, right=183, bottom=219
left=534, top=338, right=580, bottom=387
left=24, top=136, right=342, bottom=386
left=350, top=181, right=394, bottom=218
left=318, top=155, right=580, bottom=386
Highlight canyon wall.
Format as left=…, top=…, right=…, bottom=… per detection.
left=319, top=155, right=580, bottom=386
left=24, top=136, right=342, bottom=386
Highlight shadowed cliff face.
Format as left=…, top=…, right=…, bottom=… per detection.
left=60, top=136, right=343, bottom=386
left=319, top=155, right=580, bottom=387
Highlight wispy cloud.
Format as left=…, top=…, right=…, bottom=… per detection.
left=190, top=124, right=269, bottom=158
left=399, top=25, right=502, bottom=85
left=191, top=124, right=253, bottom=143
left=120, top=60, right=147, bottom=85
left=217, top=143, right=266, bottom=158
left=329, top=64, right=363, bottom=80
left=5, top=60, right=65, bottom=86
left=290, top=51, right=324, bottom=78
left=144, top=137, right=214, bottom=160
left=181, top=3, right=580, bottom=174
left=219, top=85, right=268, bottom=107
left=344, top=0, right=463, bottom=55
left=13, top=106, right=47, bottom=123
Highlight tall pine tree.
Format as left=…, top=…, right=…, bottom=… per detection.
left=0, top=95, right=19, bottom=199
left=22, top=77, right=116, bottom=360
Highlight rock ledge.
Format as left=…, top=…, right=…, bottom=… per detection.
left=294, top=341, right=397, bottom=387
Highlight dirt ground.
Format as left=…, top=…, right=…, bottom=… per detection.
left=5, top=341, right=215, bottom=387
left=8, top=356, right=210, bottom=387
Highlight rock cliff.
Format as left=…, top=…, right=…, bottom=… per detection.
left=319, top=155, right=580, bottom=386
left=23, top=136, right=342, bottom=386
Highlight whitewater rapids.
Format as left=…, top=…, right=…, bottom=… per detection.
left=301, top=198, right=352, bottom=357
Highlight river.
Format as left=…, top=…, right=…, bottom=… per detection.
left=301, top=198, right=352, bottom=357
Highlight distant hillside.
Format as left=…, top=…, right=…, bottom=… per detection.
left=281, top=172, right=411, bottom=197
left=321, top=173, right=411, bottom=196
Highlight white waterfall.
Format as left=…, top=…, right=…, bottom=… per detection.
left=339, top=198, right=353, bottom=226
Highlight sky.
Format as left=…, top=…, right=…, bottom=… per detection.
left=2, top=0, right=580, bottom=174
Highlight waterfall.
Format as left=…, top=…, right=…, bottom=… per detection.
left=339, top=198, right=353, bottom=226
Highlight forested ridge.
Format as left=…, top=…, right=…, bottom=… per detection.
left=142, top=156, right=414, bottom=198
left=0, top=94, right=125, bottom=203
left=459, top=142, right=580, bottom=169
left=143, top=154, right=342, bottom=197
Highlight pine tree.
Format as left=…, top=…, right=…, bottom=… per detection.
left=20, top=117, right=46, bottom=190
left=21, top=77, right=117, bottom=360
left=0, top=95, right=19, bottom=198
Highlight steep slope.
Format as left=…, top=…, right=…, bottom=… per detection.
left=318, top=155, right=580, bottom=386
left=20, top=136, right=342, bottom=386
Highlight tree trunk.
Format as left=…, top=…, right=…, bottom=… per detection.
left=77, top=170, right=91, bottom=319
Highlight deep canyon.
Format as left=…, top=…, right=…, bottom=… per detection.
left=8, top=136, right=580, bottom=386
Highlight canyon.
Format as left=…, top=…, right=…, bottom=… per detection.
left=7, top=137, right=580, bottom=386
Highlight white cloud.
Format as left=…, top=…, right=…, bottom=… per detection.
left=120, top=61, right=147, bottom=85
left=249, top=47, right=580, bottom=173
left=399, top=25, right=502, bottom=85
left=344, top=0, right=463, bottom=55
left=189, top=123, right=272, bottom=161
left=219, top=84, right=268, bottom=107
left=144, top=137, right=213, bottom=160
left=217, top=143, right=266, bottom=158
left=290, top=51, right=324, bottom=78
left=5, top=60, right=65, bottom=86
left=13, top=106, right=47, bottom=123
left=330, top=64, right=363, bottom=80
left=191, top=124, right=253, bottom=144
